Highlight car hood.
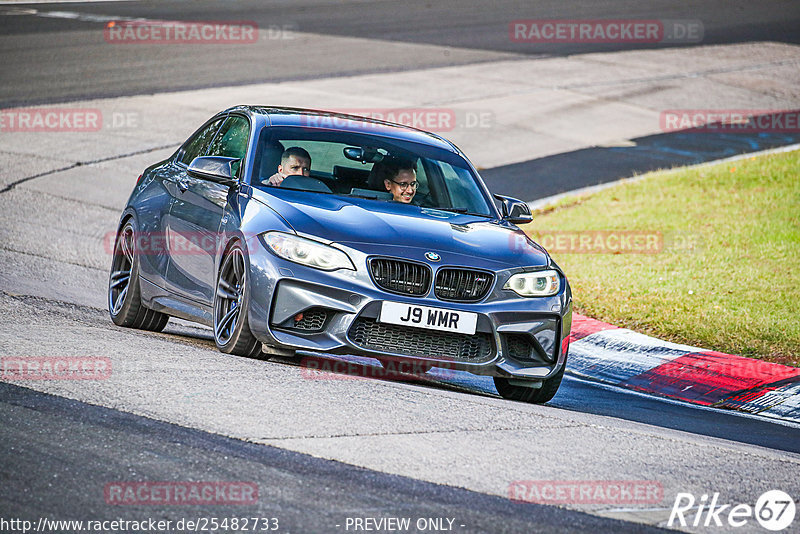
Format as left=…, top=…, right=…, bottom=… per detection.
left=251, top=188, right=550, bottom=270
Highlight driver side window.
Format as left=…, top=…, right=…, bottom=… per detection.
left=206, top=115, right=250, bottom=176
left=179, top=118, right=224, bottom=165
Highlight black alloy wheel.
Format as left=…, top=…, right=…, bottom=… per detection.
left=108, top=218, right=169, bottom=331
left=213, top=243, right=261, bottom=357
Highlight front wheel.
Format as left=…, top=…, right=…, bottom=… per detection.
left=494, top=364, right=565, bottom=404
left=108, top=218, right=169, bottom=332
left=213, top=243, right=261, bottom=358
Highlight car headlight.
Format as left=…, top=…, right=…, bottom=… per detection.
left=263, top=232, right=354, bottom=271
left=504, top=270, right=560, bottom=297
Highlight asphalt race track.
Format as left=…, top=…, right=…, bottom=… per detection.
left=1, top=1, right=799, bottom=532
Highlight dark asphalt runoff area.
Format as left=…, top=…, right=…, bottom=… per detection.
left=554, top=376, right=800, bottom=455
left=481, top=128, right=800, bottom=201
left=0, top=382, right=669, bottom=534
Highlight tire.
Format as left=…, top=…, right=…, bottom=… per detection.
left=493, top=364, right=565, bottom=404
left=213, top=243, right=261, bottom=358
left=108, top=218, right=169, bottom=332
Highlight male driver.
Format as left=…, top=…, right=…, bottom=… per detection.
left=267, top=147, right=311, bottom=186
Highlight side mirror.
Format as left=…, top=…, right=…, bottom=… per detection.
left=187, top=156, right=239, bottom=185
left=494, top=194, right=533, bottom=224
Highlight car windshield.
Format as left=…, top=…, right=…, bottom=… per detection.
left=251, top=126, right=494, bottom=217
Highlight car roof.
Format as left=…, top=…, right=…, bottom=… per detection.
left=222, top=105, right=461, bottom=154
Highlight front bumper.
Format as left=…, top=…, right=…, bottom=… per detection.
left=246, top=243, right=572, bottom=381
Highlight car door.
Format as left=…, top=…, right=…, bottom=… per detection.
left=134, top=162, right=181, bottom=286
left=165, top=114, right=250, bottom=305
left=134, top=117, right=223, bottom=287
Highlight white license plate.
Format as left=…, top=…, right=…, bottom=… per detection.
left=379, top=301, right=477, bottom=335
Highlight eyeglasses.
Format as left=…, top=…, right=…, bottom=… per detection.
left=389, top=179, right=418, bottom=190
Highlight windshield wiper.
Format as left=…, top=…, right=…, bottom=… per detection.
left=278, top=186, right=332, bottom=194
left=436, top=207, right=492, bottom=217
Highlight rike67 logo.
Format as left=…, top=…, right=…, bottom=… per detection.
left=669, top=490, right=795, bottom=531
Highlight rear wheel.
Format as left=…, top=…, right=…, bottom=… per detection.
left=213, top=243, right=261, bottom=358
left=494, top=365, right=564, bottom=404
left=108, top=218, right=169, bottom=331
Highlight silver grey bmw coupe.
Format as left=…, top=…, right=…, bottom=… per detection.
left=108, top=106, right=572, bottom=403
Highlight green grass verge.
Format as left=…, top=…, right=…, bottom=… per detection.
left=520, top=149, right=800, bottom=366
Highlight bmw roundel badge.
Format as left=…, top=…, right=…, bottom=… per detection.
left=425, top=252, right=441, bottom=262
